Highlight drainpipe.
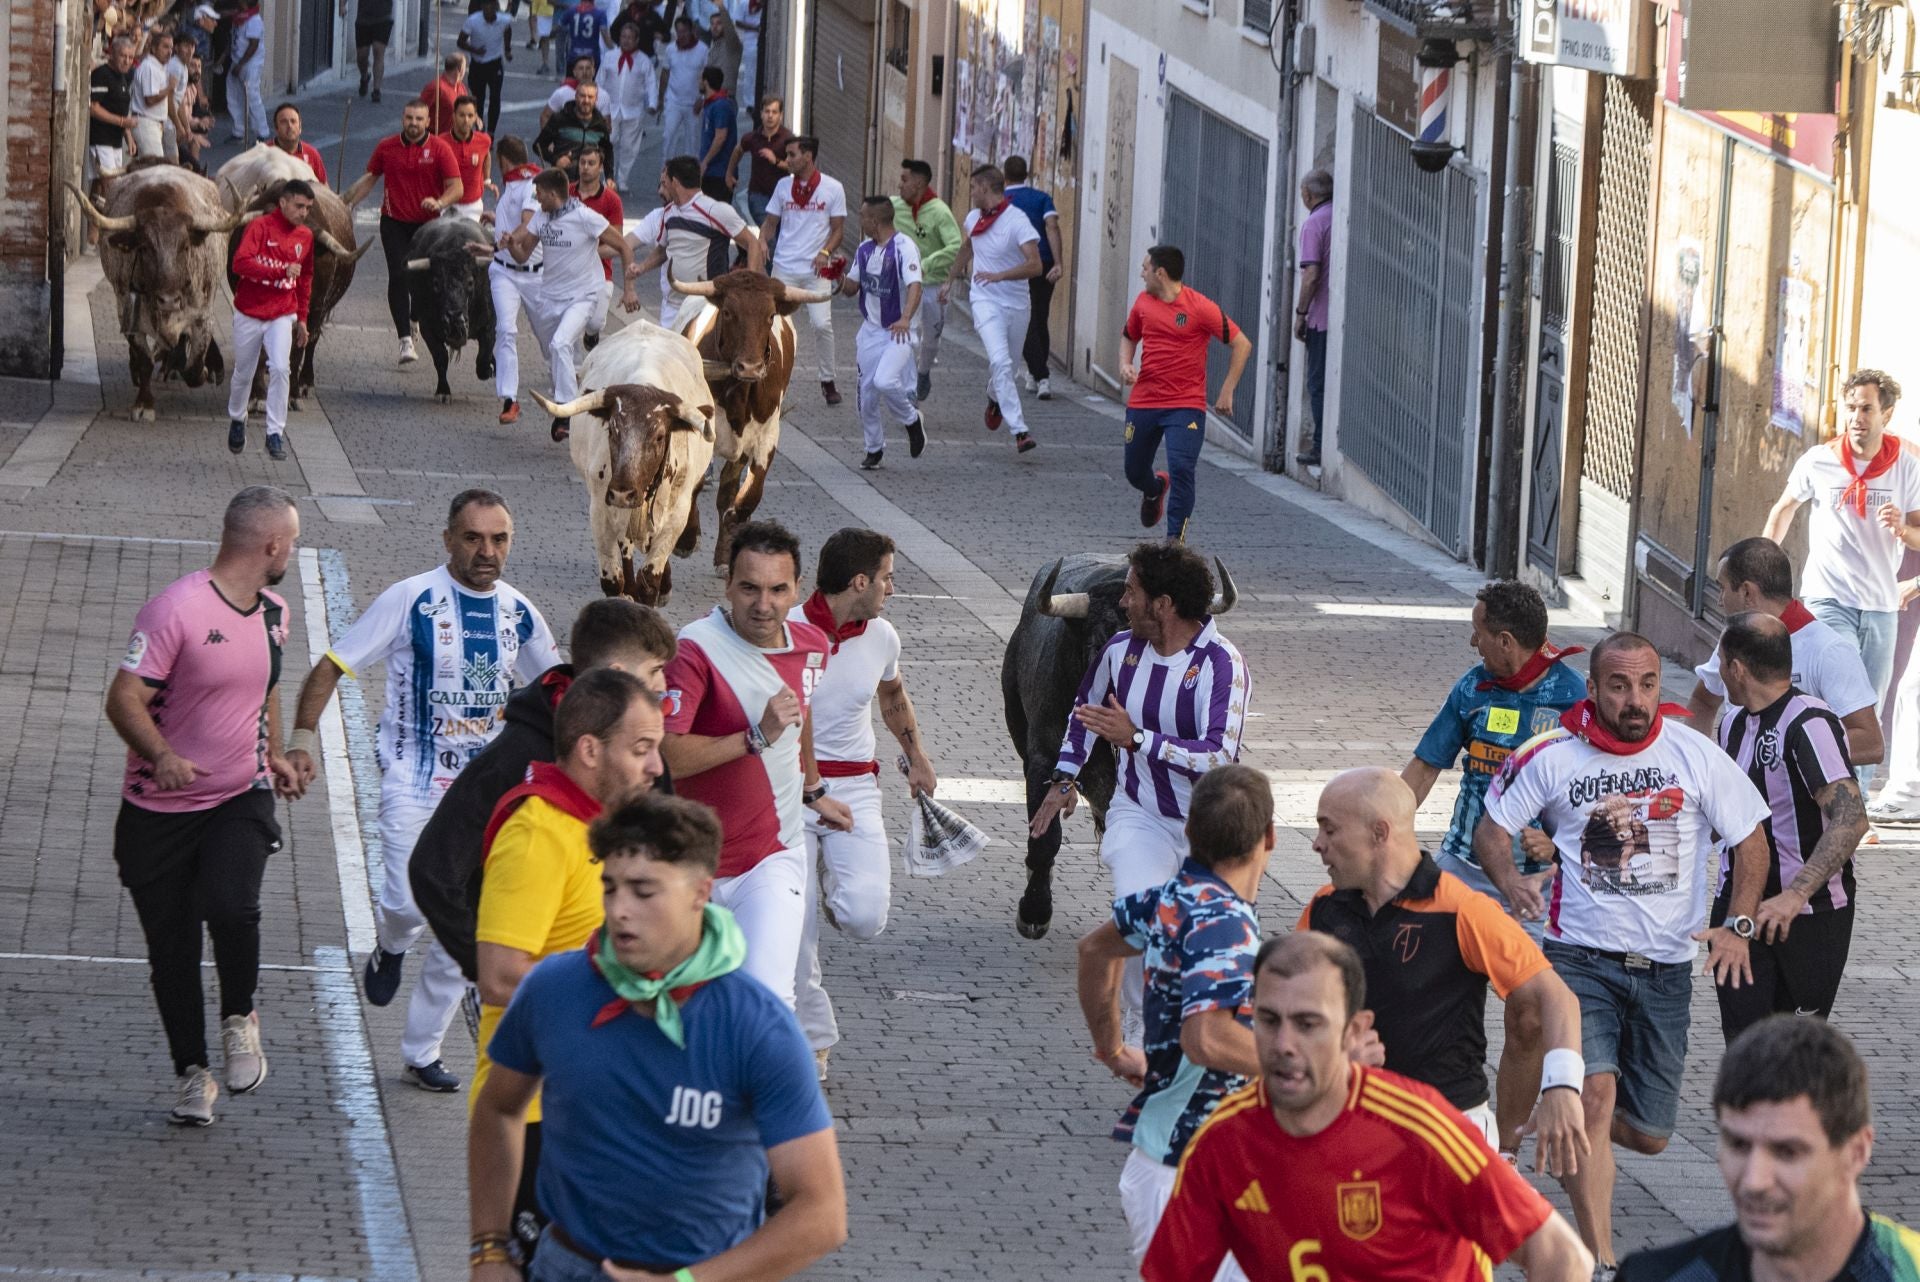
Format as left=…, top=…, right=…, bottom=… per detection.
left=1484, top=53, right=1535, bottom=579
left=50, top=0, right=71, bottom=380
left=1263, top=0, right=1299, bottom=472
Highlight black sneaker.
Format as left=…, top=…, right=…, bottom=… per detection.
left=905, top=417, right=926, bottom=458
left=227, top=419, right=245, bottom=454
left=584, top=331, right=599, bottom=352
left=1015, top=432, right=1037, bottom=454
left=1141, top=470, right=1169, bottom=528
left=822, top=380, right=842, bottom=406
left=860, top=449, right=883, bottom=470
left=362, top=948, right=406, bottom=1007
left=1296, top=451, right=1322, bottom=466
left=915, top=372, right=931, bottom=402
left=358, top=70, right=370, bottom=96
left=370, top=88, right=381, bottom=104
left=265, top=433, right=287, bottom=461
left=402, top=1060, right=461, bottom=1093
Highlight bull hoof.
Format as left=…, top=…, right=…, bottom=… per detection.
left=288, top=397, right=303, bottom=413
left=1016, top=886, right=1053, bottom=939
left=1015, top=914, right=1051, bottom=940
left=599, top=575, right=620, bottom=596
left=130, top=405, right=155, bottom=422
left=436, top=391, right=452, bottom=405
left=249, top=398, right=265, bottom=415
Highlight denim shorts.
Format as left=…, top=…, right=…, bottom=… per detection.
left=1432, top=850, right=1544, bottom=941
left=1543, top=940, right=1692, bottom=1139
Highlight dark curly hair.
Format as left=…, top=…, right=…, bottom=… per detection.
left=727, top=519, right=802, bottom=581
left=1844, top=368, right=1902, bottom=411
left=1475, top=580, right=1548, bottom=650
left=589, top=792, right=724, bottom=877
left=1128, top=541, right=1214, bottom=622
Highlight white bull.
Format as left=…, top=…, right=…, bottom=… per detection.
left=215, top=143, right=320, bottom=214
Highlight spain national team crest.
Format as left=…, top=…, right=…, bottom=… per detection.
left=1336, top=1179, right=1383, bottom=1241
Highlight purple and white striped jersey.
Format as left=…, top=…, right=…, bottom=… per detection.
left=1717, top=688, right=1857, bottom=913
left=1054, top=620, right=1250, bottom=819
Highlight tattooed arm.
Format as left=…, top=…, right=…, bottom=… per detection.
left=878, top=674, right=936, bottom=797
left=1755, top=778, right=1869, bottom=939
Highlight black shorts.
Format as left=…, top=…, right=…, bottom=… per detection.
left=1711, top=896, right=1854, bottom=1044
left=112, top=788, right=281, bottom=893
left=355, top=19, right=393, bottom=48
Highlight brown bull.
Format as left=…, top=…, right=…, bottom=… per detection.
left=233, top=179, right=373, bottom=411
left=69, top=166, right=247, bottom=421
left=671, top=269, right=833, bottom=571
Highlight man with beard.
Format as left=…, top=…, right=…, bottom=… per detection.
left=1476, top=632, right=1773, bottom=1278
left=342, top=99, right=463, bottom=365
left=284, top=491, right=562, bottom=1094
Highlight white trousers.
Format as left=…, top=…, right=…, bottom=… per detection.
left=660, top=94, right=698, bottom=160
left=774, top=267, right=837, bottom=382
left=796, top=773, right=890, bottom=1050
left=735, top=35, right=758, bottom=112
left=1101, top=792, right=1189, bottom=1020
left=970, top=294, right=1030, bottom=433
left=226, top=59, right=266, bottom=139
left=376, top=787, right=468, bottom=1067
left=226, top=311, right=292, bottom=435
left=587, top=276, right=613, bottom=337
left=915, top=290, right=946, bottom=376
left=712, top=844, right=808, bottom=1009
left=610, top=114, right=650, bottom=193
left=131, top=116, right=174, bottom=162
left=490, top=262, right=543, bottom=400
left=1877, top=661, right=1920, bottom=808
left=1118, top=1148, right=1248, bottom=1280
left=529, top=293, right=598, bottom=402
left=856, top=323, right=919, bottom=452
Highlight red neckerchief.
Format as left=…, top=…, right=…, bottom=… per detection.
left=700, top=88, right=728, bottom=110
left=1782, top=599, right=1817, bottom=633
left=480, top=761, right=602, bottom=861
left=232, top=4, right=259, bottom=22
left=969, top=197, right=1011, bottom=236
left=909, top=187, right=937, bottom=216
left=618, top=49, right=637, bottom=70
left=1559, top=698, right=1691, bottom=756
left=1834, top=434, right=1901, bottom=516
left=1476, top=642, right=1585, bottom=693
left=504, top=163, right=541, bottom=183
left=789, top=167, right=822, bottom=207
left=562, top=76, right=579, bottom=89
left=802, top=590, right=865, bottom=653
left=586, top=928, right=713, bottom=1028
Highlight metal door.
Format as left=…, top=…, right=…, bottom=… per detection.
left=298, top=0, right=334, bottom=83
left=1527, top=132, right=1578, bottom=574
left=810, top=0, right=878, bottom=191
left=1159, top=92, right=1266, bottom=439
left=1339, top=106, right=1481, bottom=555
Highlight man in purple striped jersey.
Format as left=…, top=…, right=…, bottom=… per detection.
left=1711, top=612, right=1870, bottom=1044
left=1030, top=542, right=1250, bottom=1020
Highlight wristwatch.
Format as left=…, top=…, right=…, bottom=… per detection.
left=1130, top=728, right=1147, bottom=751
left=745, top=724, right=768, bottom=756
left=1050, top=770, right=1077, bottom=795
left=1727, top=914, right=1757, bottom=940
left=803, top=782, right=828, bottom=805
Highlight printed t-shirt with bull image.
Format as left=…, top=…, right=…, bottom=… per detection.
left=1483, top=708, right=1769, bottom=963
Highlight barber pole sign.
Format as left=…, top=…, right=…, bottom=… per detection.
left=1417, top=62, right=1450, bottom=146
left=1408, top=37, right=1460, bottom=173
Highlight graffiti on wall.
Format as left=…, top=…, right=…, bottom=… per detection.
left=951, top=0, right=1080, bottom=197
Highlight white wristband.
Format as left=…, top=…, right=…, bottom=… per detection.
left=286, top=728, right=319, bottom=758
left=1540, top=1047, right=1585, bottom=1095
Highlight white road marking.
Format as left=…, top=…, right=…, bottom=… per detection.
left=0, top=951, right=325, bottom=972
left=300, top=546, right=378, bottom=956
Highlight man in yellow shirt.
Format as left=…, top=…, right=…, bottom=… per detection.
left=473, top=666, right=665, bottom=1262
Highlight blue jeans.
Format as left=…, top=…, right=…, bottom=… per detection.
left=1124, top=407, right=1206, bottom=539
left=1544, top=941, right=1691, bottom=1139
left=1301, top=327, right=1328, bottom=458
left=1805, top=597, right=1896, bottom=783
left=529, top=1227, right=677, bottom=1282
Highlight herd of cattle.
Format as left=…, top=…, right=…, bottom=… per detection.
left=68, top=147, right=824, bottom=612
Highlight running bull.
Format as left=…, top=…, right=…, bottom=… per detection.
left=1001, top=553, right=1237, bottom=938
left=232, top=179, right=373, bottom=412
left=405, top=217, right=496, bottom=402
left=69, top=166, right=248, bottom=421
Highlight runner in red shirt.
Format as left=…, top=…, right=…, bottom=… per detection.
left=421, top=52, right=467, bottom=133
left=569, top=145, right=623, bottom=348
left=342, top=99, right=463, bottom=363
left=443, top=96, right=492, bottom=220
left=268, top=102, right=327, bottom=185
left=660, top=521, right=853, bottom=1010
left=1119, top=244, right=1254, bottom=541
left=1145, top=932, right=1592, bottom=1282
left=224, top=180, right=315, bottom=458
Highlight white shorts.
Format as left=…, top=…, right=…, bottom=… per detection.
left=712, top=844, right=808, bottom=1009
left=85, top=145, right=126, bottom=181
left=1118, top=1148, right=1247, bottom=1279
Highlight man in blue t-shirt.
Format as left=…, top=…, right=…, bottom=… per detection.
left=1401, top=579, right=1586, bottom=926
left=470, top=792, right=846, bottom=1282
left=557, top=0, right=608, bottom=75
left=1002, top=154, right=1065, bottom=399
left=696, top=66, right=735, bottom=202
left=1075, top=765, right=1288, bottom=1280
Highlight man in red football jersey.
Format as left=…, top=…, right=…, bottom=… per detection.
left=1145, top=932, right=1592, bottom=1282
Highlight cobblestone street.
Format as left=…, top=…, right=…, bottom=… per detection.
left=5, top=65, right=1920, bottom=1282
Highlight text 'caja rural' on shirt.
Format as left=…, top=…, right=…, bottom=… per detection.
left=1055, top=621, right=1249, bottom=821
left=1483, top=717, right=1770, bottom=962
left=1717, top=688, right=1857, bottom=913
left=324, top=565, right=560, bottom=802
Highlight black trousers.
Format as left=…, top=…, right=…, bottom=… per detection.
left=114, top=790, right=279, bottom=1076
left=511, top=1121, right=550, bottom=1265
left=380, top=214, right=428, bottom=339
left=1024, top=274, right=1055, bottom=381
left=1712, top=898, right=1855, bottom=1044
left=469, top=57, right=505, bottom=134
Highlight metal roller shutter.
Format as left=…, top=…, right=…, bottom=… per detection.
left=809, top=0, right=878, bottom=193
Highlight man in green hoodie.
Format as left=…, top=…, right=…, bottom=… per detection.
left=893, top=158, right=963, bottom=402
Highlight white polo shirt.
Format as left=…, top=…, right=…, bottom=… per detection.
left=767, top=171, right=848, bottom=276
left=1785, top=439, right=1920, bottom=613
left=786, top=607, right=900, bottom=765
left=132, top=55, right=173, bottom=120
left=531, top=198, right=610, bottom=303
left=962, top=203, right=1039, bottom=310
left=1694, top=613, right=1877, bottom=716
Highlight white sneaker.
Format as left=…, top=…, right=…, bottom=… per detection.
left=1036, top=377, right=1053, bottom=400
left=398, top=336, right=418, bottom=364
left=221, top=1011, right=267, bottom=1093
left=169, top=1065, right=218, bottom=1126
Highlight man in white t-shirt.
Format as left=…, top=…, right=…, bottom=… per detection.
left=226, top=4, right=267, bottom=144
left=597, top=22, right=657, bottom=193
left=838, top=196, right=925, bottom=470
left=627, top=154, right=760, bottom=329
left=940, top=164, right=1042, bottom=453
left=760, top=135, right=848, bottom=405
left=1684, top=536, right=1883, bottom=769
left=456, top=0, right=512, bottom=134
left=787, top=528, right=937, bottom=1080
left=656, top=16, right=708, bottom=160
left=284, top=491, right=562, bottom=1092
left=1763, top=369, right=1920, bottom=735
left=729, top=0, right=762, bottom=115
left=1476, top=632, right=1774, bottom=1274
left=487, top=137, right=543, bottom=428
left=130, top=29, right=178, bottom=162
left=500, top=168, right=640, bottom=442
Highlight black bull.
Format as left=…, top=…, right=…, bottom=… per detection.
left=404, top=217, right=496, bottom=401
left=1000, top=554, right=1238, bottom=939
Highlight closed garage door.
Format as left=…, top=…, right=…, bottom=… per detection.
left=810, top=0, right=877, bottom=192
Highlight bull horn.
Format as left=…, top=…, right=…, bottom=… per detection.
left=1034, top=558, right=1090, bottom=620
left=192, top=209, right=253, bottom=236
left=671, top=276, right=717, bottom=297
left=779, top=284, right=834, bottom=305
left=1209, top=558, right=1238, bottom=616
left=528, top=387, right=607, bottom=419
left=406, top=258, right=432, bottom=271
left=65, top=182, right=135, bottom=233
left=314, top=229, right=372, bottom=262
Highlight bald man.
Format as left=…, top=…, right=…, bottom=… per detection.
left=1300, top=767, right=1587, bottom=1177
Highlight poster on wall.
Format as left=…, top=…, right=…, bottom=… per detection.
left=1770, top=274, right=1815, bottom=436
left=1670, top=240, right=1706, bottom=435
left=953, top=60, right=972, bottom=153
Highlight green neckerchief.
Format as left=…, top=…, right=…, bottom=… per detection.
left=590, top=904, right=746, bottom=1048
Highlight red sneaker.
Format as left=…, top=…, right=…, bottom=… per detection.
left=984, top=400, right=1003, bottom=431
left=498, top=398, right=520, bottom=425
left=1015, top=432, right=1037, bottom=454
left=1141, top=471, right=1169, bottom=528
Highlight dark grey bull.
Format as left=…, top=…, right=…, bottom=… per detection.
left=1001, top=553, right=1237, bottom=938
left=405, top=217, right=496, bottom=401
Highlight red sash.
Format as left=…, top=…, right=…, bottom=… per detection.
left=969, top=197, right=1011, bottom=237
left=481, top=761, right=602, bottom=862
left=801, top=590, right=865, bottom=654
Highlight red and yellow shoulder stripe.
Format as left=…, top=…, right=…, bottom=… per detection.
left=1355, top=1068, right=1490, bottom=1185
left=1170, top=1080, right=1263, bottom=1197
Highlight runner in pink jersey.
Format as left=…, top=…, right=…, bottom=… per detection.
left=661, top=521, right=852, bottom=1007
left=104, top=487, right=303, bottom=1128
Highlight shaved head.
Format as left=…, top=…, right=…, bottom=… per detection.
left=1319, top=767, right=1417, bottom=834
left=1311, top=767, right=1422, bottom=895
